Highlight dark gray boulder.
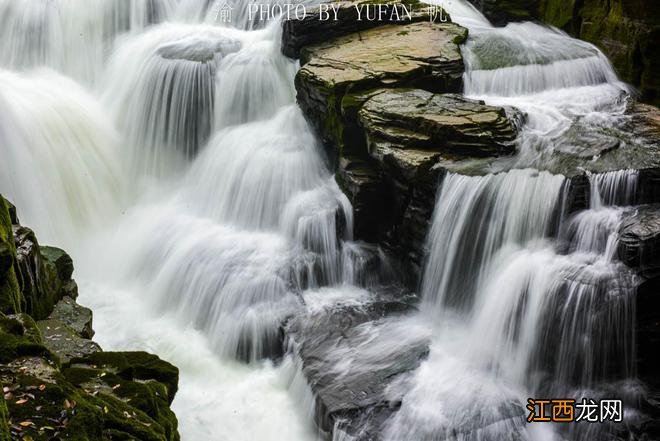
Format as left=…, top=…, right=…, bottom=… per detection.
left=286, top=289, right=428, bottom=436
left=618, top=205, right=660, bottom=278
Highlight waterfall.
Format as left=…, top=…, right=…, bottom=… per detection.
left=0, top=0, right=176, bottom=85
left=421, top=169, right=566, bottom=311
left=0, top=3, right=360, bottom=439
left=385, top=2, right=647, bottom=440
left=0, top=0, right=652, bottom=439
left=0, top=69, right=124, bottom=245
left=387, top=168, right=641, bottom=441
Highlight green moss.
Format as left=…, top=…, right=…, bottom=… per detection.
left=539, top=0, right=577, bottom=30
left=95, top=391, right=172, bottom=441
left=5, top=359, right=179, bottom=441
left=63, top=363, right=179, bottom=440
left=0, top=196, right=23, bottom=315
left=0, top=396, right=9, bottom=441
left=40, top=246, right=74, bottom=282
left=0, top=313, right=49, bottom=363
left=72, top=352, right=179, bottom=403
left=6, top=370, right=105, bottom=441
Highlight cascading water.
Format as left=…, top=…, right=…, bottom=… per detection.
left=0, top=69, right=124, bottom=245
left=0, top=0, right=177, bottom=85
left=0, top=2, right=373, bottom=439
left=386, top=2, right=649, bottom=440
left=0, top=0, right=654, bottom=440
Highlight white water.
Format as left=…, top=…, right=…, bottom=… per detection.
left=0, top=4, right=348, bottom=439
left=0, top=1, right=651, bottom=440
left=386, top=2, right=646, bottom=441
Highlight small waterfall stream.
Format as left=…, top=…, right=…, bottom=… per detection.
left=0, top=0, right=653, bottom=440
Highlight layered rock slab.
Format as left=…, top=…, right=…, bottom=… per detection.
left=360, top=89, right=518, bottom=159
left=295, top=20, right=468, bottom=158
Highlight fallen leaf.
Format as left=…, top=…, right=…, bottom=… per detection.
left=19, top=421, right=33, bottom=427
left=112, top=384, right=121, bottom=390
left=38, top=384, right=46, bottom=391
left=15, top=399, right=28, bottom=405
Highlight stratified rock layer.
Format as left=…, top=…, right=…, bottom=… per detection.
left=295, top=20, right=467, bottom=159
left=360, top=90, right=518, bottom=158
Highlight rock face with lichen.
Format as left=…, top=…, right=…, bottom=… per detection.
left=0, top=195, right=180, bottom=440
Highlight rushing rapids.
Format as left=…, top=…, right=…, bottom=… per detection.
left=0, top=0, right=656, bottom=440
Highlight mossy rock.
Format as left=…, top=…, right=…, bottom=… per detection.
left=281, top=0, right=433, bottom=58
left=37, top=318, right=101, bottom=365
left=40, top=246, right=74, bottom=283
left=0, top=313, right=49, bottom=364
left=13, top=226, right=63, bottom=320
left=0, top=200, right=180, bottom=440
left=2, top=354, right=179, bottom=441
left=47, top=296, right=94, bottom=339
left=3, top=367, right=104, bottom=440
left=70, top=352, right=179, bottom=404
left=0, top=196, right=23, bottom=316
left=539, top=0, right=659, bottom=106
left=295, top=21, right=467, bottom=161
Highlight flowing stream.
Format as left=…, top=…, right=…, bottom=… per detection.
left=0, top=1, right=651, bottom=440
